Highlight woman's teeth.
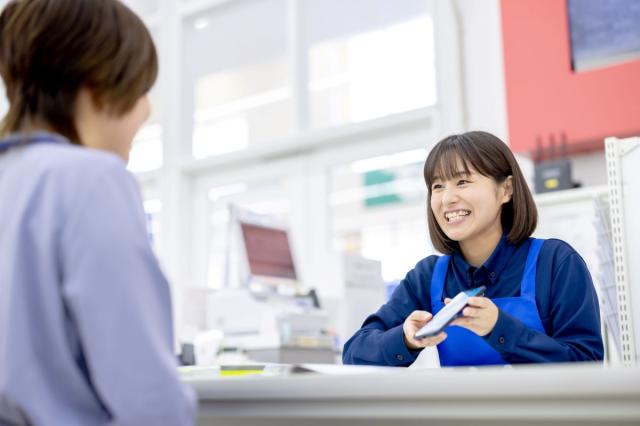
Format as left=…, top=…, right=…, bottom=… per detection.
left=445, top=210, right=470, bottom=222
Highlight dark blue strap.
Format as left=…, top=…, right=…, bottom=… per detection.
left=520, top=238, right=544, bottom=300
left=430, top=255, right=450, bottom=310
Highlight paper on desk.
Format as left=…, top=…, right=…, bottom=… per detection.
left=295, top=364, right=397, bottom=375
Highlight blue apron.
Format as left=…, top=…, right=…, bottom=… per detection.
left=431, top=238, right=547, bottom=366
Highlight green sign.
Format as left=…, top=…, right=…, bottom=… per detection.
left=363, top=170, right=401, bottom=207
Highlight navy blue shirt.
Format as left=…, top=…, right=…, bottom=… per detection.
left=342, top=236, right=604, bottom=366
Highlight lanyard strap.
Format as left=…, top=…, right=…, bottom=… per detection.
left=0, top=132, right=69, bottom=152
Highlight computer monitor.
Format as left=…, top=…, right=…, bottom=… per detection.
left=240, top=222, right=297, bottom=281
left=228, top=206, right=299, bottom=294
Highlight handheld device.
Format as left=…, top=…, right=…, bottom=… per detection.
left=414, top=285, right=486, bottom=340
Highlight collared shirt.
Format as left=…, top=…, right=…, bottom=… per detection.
left=342, top=235, right=604, bottom=366
left=0, top=135, right=195, bottom=425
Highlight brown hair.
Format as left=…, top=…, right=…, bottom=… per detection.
left=0, top=0, right=158, bottom=144
left=423, top=131, right=537, bottom=254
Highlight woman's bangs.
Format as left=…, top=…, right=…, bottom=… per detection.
left=427, top=146, right=474, bottom=186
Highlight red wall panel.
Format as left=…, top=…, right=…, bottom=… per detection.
left=501, top=0, right=640, bottom=154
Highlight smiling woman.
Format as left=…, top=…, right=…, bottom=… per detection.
left=424, top=132, right=536, bottom=266
left=342, top=131, right=604, bottom=368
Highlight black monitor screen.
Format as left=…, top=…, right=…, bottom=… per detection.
left=567, top=0, right=640, bottom=71
left=240, top=223, right=297, bottom=280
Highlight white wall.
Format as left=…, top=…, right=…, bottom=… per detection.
left=454, top=0, right=508, bottom=140
left=571, top=151, right=608, bottom=187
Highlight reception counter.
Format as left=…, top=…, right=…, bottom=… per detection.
left=181, top=363, right=640, bottom=426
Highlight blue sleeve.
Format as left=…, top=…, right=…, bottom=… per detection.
left=484, top=251, right=604, bottom=363
left=342, top=258, right=434, bottom=366
left=60, top=162, right=196, bottom=424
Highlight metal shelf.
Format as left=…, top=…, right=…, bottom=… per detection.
left=605, top=136, right=640, bottom=366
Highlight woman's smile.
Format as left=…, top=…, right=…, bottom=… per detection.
left=444, top=209, right=471, bottom=225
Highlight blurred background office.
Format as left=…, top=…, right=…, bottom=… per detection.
left=1, top=0, right=638, bottom=365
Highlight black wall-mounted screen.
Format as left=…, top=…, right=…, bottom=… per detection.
left=567, top=0, right=640, bottom=71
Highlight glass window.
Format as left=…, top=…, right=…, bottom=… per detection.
left=329, top=149, right=433, bottom=281
left=183, top=0, right=290, bottom=159
left=128, top=28, right=163, bottom=173
left=303, top=0, right=436, bottom=129
left=128, top=89, right=163, bottom=173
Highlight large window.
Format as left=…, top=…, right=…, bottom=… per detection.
left=329, top=149, right=433, bottom=282
left=127, top=26, right=163, bottom=173
left=183, top=0, right=291, bottom=159
left=110, top=0, right=445, bottom=343
left=128, top=89, right=164, bottom=172
left=303, top=0, right=436, bottom=129
left=180, top=0, right=436, bottom=159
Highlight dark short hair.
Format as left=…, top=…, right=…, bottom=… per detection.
left=0, top=0, right=158, bottom=143
left=423, top=131, right=537, bottom=254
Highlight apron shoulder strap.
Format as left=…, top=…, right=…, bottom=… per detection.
left=430, top=255, right=450, bottom=311
left=520, top=238, right=545, bottom=300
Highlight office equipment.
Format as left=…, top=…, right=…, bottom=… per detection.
left=205, top=290, right=335, bottom=364
left=178, top=343, right=196, bottom=366
left=193, top=330, right=224, bottom=366
left=183, top=363, right=640, bottom=426
left=241, top=221, right=296, bottom=285
left=206, top=289, right=266, bottom=338
left=605, top=136, right=640, bottom=366
left=224, top=205, right=298, bottom=295
left=210, top=206, right=335, bottom=364
left=534, top=158, right=574, bottom=193
left=532, top=133, right=580, bottom=193
left=244, top=307, right=334, bottom=364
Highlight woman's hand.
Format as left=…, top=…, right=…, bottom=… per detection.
left=447, top=296, right=499, bottom=336
left=403, top=310, right=447, bottom=350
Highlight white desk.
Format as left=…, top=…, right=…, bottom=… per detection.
left=182, top=363, right=640, bottom=426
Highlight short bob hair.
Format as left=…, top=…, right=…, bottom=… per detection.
left=424, top=131, right=537, bottom=254
left=0, top=0, right=158, bottom=144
